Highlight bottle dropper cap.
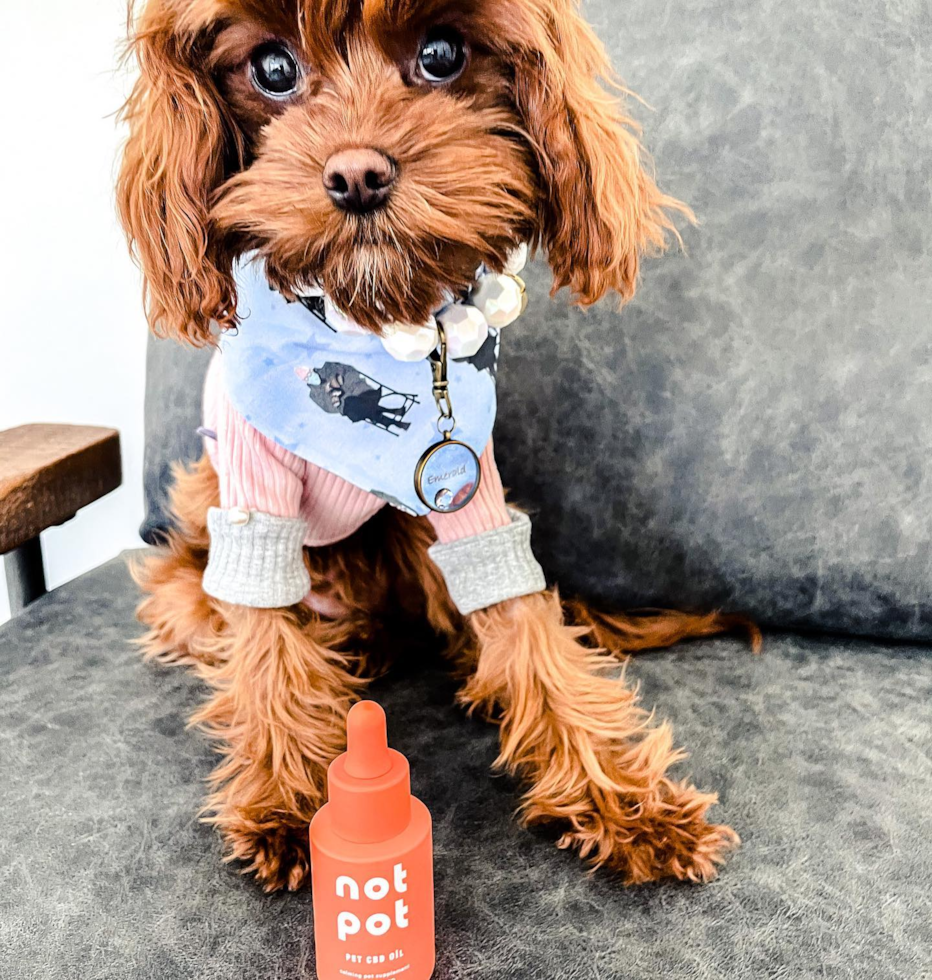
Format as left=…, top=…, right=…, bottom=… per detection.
left=327, top=700, right=412, bottom=844
left=344, top=700, right=393, bottom=779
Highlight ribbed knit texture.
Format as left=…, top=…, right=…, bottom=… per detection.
left=204, top=355, right=384, bottom=546
left=201, top=353, right=531, bottom=611
left=204, top=354, right=511, bottom=546
left=202, top=508, right=311, bottom=608
left=427, top=508, right=547, bottom=615
left=428, top=440, right=512, bottom=543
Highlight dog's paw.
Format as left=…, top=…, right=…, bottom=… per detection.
left=678, top=823, right=739, bottom=883
left=222, top=822, right=312, bottom=893
left=555, top=779, right=739, bottom=885
left=623, top=816, right=740, bottom=885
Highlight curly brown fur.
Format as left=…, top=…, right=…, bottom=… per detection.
left=463, top=592, right=739, bottom=883
left=120, top=0, right=749, bottom=891
left=137, top=457, right=748, bottom=888
left=135, top=456, right=467, bottom=886
left=118, top=0, right=689, bottom=340
left=564, top=599, right=764, bottom=658
left=190, top=603, right=363, bottom=892
left=132, top=456, right=227, bottom=666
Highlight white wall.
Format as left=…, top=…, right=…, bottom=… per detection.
left=0, top=0, right=148, bottom=624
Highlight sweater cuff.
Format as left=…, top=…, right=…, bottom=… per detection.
left=203, top=507, right=310, bottom=608
left=427, top=508, right=546, bottom=615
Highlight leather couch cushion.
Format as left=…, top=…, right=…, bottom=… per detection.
left=143, top=0, right=932, bottom=640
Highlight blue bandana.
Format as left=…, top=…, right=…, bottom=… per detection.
left=220, top=257, right=499, bottom=516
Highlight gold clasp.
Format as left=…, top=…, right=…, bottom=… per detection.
left=430, top=323, right=454, bottom=425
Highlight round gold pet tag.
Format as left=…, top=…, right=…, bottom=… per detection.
left=414, top=437, right=482, bottom=513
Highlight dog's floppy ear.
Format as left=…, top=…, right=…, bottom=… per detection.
left=117, top=2, right=241, bottom=344
left=515, top=0, right=689, bottom=306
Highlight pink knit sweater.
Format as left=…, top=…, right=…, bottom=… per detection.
left=202, top=353, right=511, bottom=547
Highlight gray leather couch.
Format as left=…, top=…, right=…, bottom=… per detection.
left=2, top=1, right=931, bottom=977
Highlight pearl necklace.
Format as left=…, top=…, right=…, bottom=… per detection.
left=296, top=243, right=529, bottom=363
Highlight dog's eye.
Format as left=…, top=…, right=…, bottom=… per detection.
left=417, top=28, right=466, bottom=83
left=251, top=42, right=301, bottom=97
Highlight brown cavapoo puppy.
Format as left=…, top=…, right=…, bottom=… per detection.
left=119, top=0, right=754, bottom=892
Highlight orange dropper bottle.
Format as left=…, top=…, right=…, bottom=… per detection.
left=310, top=700, right=435, bottom=980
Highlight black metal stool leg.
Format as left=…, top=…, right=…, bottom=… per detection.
left=4, top=536, right=47, bottom=614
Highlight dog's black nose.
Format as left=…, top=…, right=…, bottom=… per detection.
left=323, top=148, right=396, bottom=214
